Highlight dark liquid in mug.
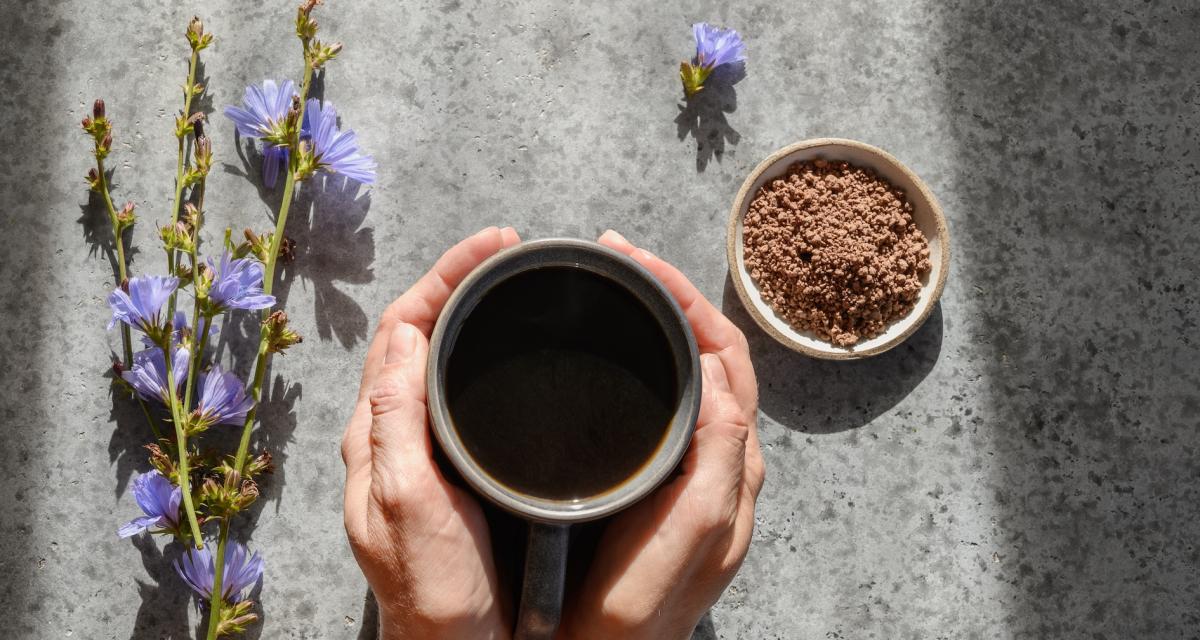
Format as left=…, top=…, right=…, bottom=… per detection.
left=445, top=267, right=678, bottom=501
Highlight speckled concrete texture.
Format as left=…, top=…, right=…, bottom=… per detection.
left=2, top=0, right=1198, bottom=638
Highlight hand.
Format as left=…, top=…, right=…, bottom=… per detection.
left=342, top=226, right=522, bottom=640
left=558, top=230, right=766, bottom=640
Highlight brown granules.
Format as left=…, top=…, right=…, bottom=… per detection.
left=742, top=159, right=931, bottom=347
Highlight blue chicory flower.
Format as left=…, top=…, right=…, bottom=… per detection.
left=195, top=365, right=255, bottom=427
left=693, top=22, right=746, bottom=69
left=680, top=22, right=746, bottom=98
left=303, top=99, right=377, bottom=185
left=175, top=542, right=264, bottom=603
left=223, top=79, right=296, bottom=188
left=207, top=251, right=276, bottom=313
left=108, top=275, right=179, bottom=333
left=117, top=470, right=182, bottom=538
left=122, top=345, right=190, bottom=404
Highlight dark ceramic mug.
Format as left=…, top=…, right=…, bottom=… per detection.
left=426, top=238, right=701, bottom=640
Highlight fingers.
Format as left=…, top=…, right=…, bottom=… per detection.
left=689, top=354, right=750, bottom=497
left=367, top=322, right=434, bottom=504
left=696, top=353, right=743, bottom=429
left=598, top=229, right=758, bottom=423
left=389, top=226, right=522, bottom=336
left=358, top=226, right=520, bottom=402
left=347, top=227, right=515, bottom=533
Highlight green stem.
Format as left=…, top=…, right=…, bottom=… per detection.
left=184, top=316, right=212, bottom=412
left=139, top=396, right=164, bottom=442
left=205, top=58, right=314, bottom=640
left=94, top=154, right=133, bottom=367
left=183, top=180, right=208, bottom=412
left=163, top=342, right=204, bottom=548
left=235, top=59, right=312, bottom=469
left=204, top=521, right=231, bottom=639
left=168, top=47, right=201, bottom=276
left=95, top=142, right=161, bottom=439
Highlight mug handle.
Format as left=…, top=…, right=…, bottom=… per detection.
left=514, top=522, right=570, bottom=640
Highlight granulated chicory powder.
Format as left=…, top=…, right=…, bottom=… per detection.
left=743, top=159, right=931, bottom=347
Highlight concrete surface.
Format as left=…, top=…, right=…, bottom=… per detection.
left=2, top=0, right=1198, bottom=638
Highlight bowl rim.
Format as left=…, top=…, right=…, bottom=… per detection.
left=726, top=137, right=950, bottom=360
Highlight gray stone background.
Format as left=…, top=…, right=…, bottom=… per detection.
left=2, top=0, right=1198, bottom=638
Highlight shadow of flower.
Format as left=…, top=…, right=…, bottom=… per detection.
left=278, top=173, right=374, bottom=349
left=674, top=62, right=745, bottom=172
left=129, top=535, right=190, bottom=640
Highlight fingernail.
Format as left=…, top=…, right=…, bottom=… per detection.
left=474, top=226, right=499, bottom=239
left=701, top=353, right=731, bottom=392
left=385, top=323, right=419, bottom=364
left=600, top=229, right=628, bottom=244
left=635, top=248, right=656, bottom=261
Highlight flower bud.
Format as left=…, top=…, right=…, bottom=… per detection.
left=240, top=228, right=271, bottom=262
left=86, top=168, right=101, bottom=191
left=299, top=0, right=322, bottom=16
left=145, top=443, right=175, bottom=478
left=93, top=99, right=105, bottom=120
left=187, top=16, right=204, bottom=39
left=116, top=202, right=137, bottom=230
left=263, top=311, right=303, bottom=354
left=237, top=480, right=260, bottom=510
left=193, top=135, right=212, bottom=176
left=218, top=601, right=259, bottom=637
left=186, top=16, right=214, bottom=50
left=244, top=451, right=273, bottom=478
left=101, top=133, right=113, bottom=150
left=182, top=202, right=200, bottom=227
left=81, top=117, right=92, bottom=131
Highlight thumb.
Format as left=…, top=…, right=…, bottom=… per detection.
left=369, top=322, right=433, bottom=493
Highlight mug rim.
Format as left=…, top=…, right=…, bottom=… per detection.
left=426, top=238, right=701, bottom=524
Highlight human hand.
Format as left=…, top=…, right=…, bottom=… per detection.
left=557, top=230, right=766, bottom=640
left=342, top=226, right=522, bottom=640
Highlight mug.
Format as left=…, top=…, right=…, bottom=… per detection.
left=426, top=238, right=702, bottom=639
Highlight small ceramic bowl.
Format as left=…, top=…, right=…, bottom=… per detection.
left=726, top=138, right=950, bottom=360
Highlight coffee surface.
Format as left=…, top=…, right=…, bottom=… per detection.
left=446, top=267, right=677, bottom=501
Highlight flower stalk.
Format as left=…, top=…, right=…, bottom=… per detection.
left=162, top=338, right=205, bottom=547
left=97, top=6, right=371, bottom=637
left=205, top=57, right=314, bottom=640
left=169, top=45, right=203, bottom=274
left=85, top=103, right=135, bottom=366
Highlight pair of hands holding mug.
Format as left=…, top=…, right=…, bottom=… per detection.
left=341, top=227, right=765, bottom=640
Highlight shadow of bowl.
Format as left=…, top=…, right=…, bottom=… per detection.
left=722, top=275, right=943, bottom=434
